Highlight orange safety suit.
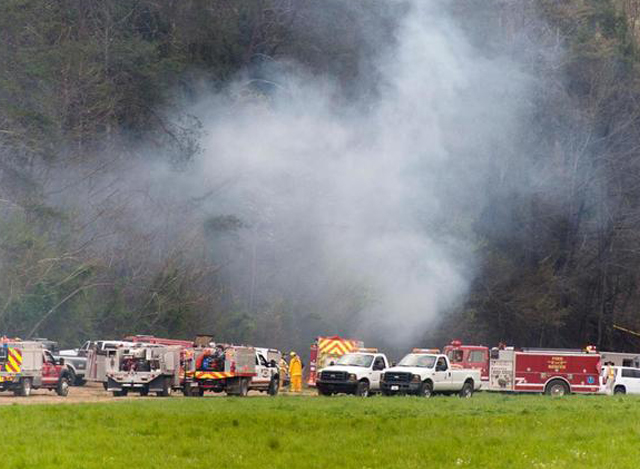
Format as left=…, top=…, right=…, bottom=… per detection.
left=289, top=355, right=303, bottom=393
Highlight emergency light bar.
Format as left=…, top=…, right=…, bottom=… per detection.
left=412, top=348, right=440, bottom=354
left=354, top=348, right=378, bottom=353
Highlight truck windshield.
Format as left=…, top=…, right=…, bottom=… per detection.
left=397, top=354, right=437, bottom=368
left=336, top=354, right=374, bottom=367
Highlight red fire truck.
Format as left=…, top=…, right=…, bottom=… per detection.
left=443, top=340, right=601, bottom=396
left=307, top=336, right=364, bottom=387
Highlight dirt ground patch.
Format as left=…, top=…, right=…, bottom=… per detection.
left=0, top=382, right=315, bottom=405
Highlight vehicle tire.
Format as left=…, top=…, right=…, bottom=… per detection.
left=317, top=387, right=331, bottom=396
left=238, top=378, right=249, bottom=397
left=355, top=380, right=370, bottom=397
left=66, top=368, right=77, bottom=387
left=198, top=387, right=205, bottom=397
left=15, top=378, right=32, bottom=397
left=268, top=376, right=279, bottom=396
left=139, top=386, right=149, bottom=397
left=418, top=381, right=433, bottom=398
left=459, top=380, right=474, bottom=398
left=381, top=389, right=394, bottom=396
left=56, top=376, right=70, bottom=397
left=545, top=380, right=570, bottom=397
left=157, top=377, right=172, bottom=397
left=614, top=385, right=626, bottom=395
left=74, top=377, right=87, bottom=387
left=113, top=389, right=128, bottom=397
left=182, top=383, right=193, bottom=397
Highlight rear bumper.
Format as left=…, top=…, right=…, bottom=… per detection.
left=106, top=374, right=166, bottom=391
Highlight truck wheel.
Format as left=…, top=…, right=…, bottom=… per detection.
left=67, top=369, right=77, bottom=386
left=459, top=381, right=474, bottom=398
left=113, top=389, right=128, bottom=397
left=238, top=378, right=249, bottom=397
left=139, top=386, right=149, bottom=397
left=198, top=388, right=205, bottom=397
left=157, top=377, right=172, bottom=397
left=74, top=377, right=87, bottom=387
left=355, top=380, right=370, bottom=397
left=182, top=383, right=193, bottom=397
left=614, top=385, right=626, bottom=395
left=545, top=380, right=569, bottom=397
left=268, top=376, right=279, bottom=396
left=56, top=376, right=70, bottom=397
left=15, top=378, right=32, bottom=397
left=317, top=387, right=331, bottom=396
left=419, top=381, right=433, bottom=398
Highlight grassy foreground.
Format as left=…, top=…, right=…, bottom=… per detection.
left=4, top=393, right=640, bottom=468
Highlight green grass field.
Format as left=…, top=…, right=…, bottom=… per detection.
left=5, top=393, right=639, bottom=468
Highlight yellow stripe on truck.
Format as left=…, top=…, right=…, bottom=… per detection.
left=194, top=371, right=235, bottom=380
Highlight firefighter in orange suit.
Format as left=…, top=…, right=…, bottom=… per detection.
left=289, top=352, right=303, bottom=393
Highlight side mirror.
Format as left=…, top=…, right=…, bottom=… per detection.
left=391, top=362, right=396, bottom=367
left=57, top=358, right=65, bottom=365
left=270, top=359, right=277, bottom=368
left=329, top=361, right=335, bottom=366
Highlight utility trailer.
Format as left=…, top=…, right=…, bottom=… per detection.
left=96, top=344, right=182, bottom=396
left=85, top=340, right=136, bottom=385
left=0, top=339, right=71, bottom=396
left=182, top=336, right=257, bottom=397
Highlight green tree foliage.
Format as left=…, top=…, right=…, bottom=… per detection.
left=3, top=0, right=640, bottom=352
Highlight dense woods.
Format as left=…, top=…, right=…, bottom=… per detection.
left=2, top=0, right=640, bottom=354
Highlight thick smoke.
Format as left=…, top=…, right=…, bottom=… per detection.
left=45, top=0, right=534, bottom=349
left=184, top=0, right=530, bottom=346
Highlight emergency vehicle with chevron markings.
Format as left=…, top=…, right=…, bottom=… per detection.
left=0, top=338, right=72, bottom=397
left=307, top=336, right=364, bottom=387
left=181, top=336, right=259, bottom=397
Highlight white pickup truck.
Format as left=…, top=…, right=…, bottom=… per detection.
left=316, top=351, right=389, bottom=397
left=381, top=351, right=481, bottom=397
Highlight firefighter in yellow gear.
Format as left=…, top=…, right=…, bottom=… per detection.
left=279, top=356, right=289, bottom=389
left=289, top=352, right=303, bottom=393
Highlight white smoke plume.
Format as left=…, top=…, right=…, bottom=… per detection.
left=183, top=0, right=530, bottom=346
left=45, top=0, right=534, bottom=348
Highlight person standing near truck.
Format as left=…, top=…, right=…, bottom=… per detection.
left=279, top=356, right=289, bottom=388
left=289, top=352, right=302, bottom=393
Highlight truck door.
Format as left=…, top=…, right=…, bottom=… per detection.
left=369, top=355, right=386, bottom=390
left=42, top=351, right=59, bottom=386
left=253, top=352, right=271, bottom=384
left=433, top=356, right=452, bottom=390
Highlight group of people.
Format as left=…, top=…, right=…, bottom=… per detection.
left=279, top=351, right=303, bottom=393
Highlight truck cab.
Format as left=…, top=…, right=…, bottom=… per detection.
left=443, top=340, right=489, bottom=382
left=250, top=347, right=281, bottom=396
left=316, top=350, right=389, bottom=397
left=381, top=351, right=481, bottom=397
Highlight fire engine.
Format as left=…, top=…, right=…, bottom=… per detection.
left=307, top=335, right=364, bottom=387
left=0, top=339, right=72, bottom=397
left=443, top=340, right=601, bottom=396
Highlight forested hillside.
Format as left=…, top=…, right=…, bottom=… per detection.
left=2, top=0, right=640, bottom=354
